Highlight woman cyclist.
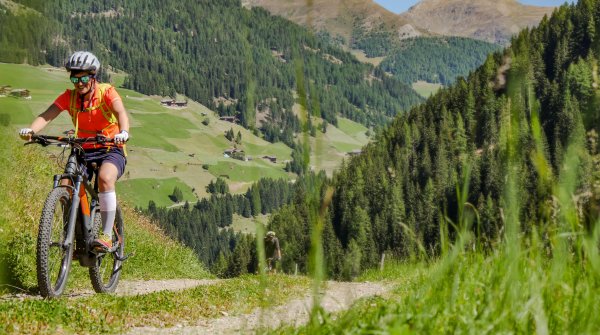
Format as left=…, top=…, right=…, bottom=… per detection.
left=19, top=51, right=130, bottom=252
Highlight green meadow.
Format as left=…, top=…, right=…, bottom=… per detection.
left=118, top=177, right=196, bottom=208
left=412, top=80, right=443, bottom=98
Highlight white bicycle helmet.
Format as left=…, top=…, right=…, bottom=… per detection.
left=65, top=51, right=100, bottom=74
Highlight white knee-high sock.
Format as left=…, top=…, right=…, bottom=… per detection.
left=99, top=191, right=117, bottom=238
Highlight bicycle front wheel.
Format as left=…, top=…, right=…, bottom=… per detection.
left=89, top=205, right=124, bottom=293
left=37, top=187, right=74, bottom=298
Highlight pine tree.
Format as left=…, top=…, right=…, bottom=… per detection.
left=170, top=186, right=184, bottom=202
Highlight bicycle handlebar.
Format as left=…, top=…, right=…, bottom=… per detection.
left=25, top=134, right=119, bottom=147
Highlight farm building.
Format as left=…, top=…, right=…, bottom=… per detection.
left=9, top=89, right=31, bottom=99
left=219, top=116, right=239, bottom=124
left=160, top=99, right=188, bottom=107
left=262, top=155, right=277, bottom=163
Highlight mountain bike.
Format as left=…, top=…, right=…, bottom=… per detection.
left=26, top=134, right=130, bottom=298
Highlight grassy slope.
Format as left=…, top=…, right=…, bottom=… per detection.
left=0, top=63, right=369, bottom=207
left=230, top=214, right=270, bottom=235
left=412, top=80, right=443, bottom=98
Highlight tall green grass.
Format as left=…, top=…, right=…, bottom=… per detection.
left=270, top=161, right=600, bottom=334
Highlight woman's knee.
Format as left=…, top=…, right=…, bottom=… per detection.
left=98, top=164, right=118, bottom=190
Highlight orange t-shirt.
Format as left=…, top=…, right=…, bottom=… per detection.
left=53, top=84, right=123, bottom=148
left=54, top=84, right=122, bottom=114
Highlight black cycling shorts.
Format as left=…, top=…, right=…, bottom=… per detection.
left=83, top=147, right=127, bottom=179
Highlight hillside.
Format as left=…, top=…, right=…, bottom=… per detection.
left=379, top=36, right=502, bottom=86
left=241, top=0, right=525, bottom=92
left=242, top=0, right=422, bottom=46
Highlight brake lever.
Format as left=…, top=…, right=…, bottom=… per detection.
left=24, top=138, right=50, bottom=147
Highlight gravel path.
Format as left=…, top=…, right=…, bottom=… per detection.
left=126, top=280, right=390, bottom=335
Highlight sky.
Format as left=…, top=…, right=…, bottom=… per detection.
left=373, top=0, right=577, bottom=14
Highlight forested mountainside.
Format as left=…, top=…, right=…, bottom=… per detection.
left=268, top=1, right=600, bottom=278
left=0, top=0, right=422, bottom=143
left=377, top=36, right=502, bottom=86
left=141, top=177, right=298, bottom=277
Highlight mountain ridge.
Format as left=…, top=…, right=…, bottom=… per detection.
left=243, top=0, right=556, bottom=46
left=400, top=0, right=555, bottom=44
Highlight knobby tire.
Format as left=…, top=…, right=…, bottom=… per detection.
left=36, top=187, right=74, bottom=298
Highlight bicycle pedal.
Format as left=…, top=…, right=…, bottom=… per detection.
left=91, top=245, right=110, bottom=255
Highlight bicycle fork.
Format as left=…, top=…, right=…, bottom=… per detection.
left=55, top=174, right=84, bottom=251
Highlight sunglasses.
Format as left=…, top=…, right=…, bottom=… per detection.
left=70, top=75, right=92, bottom=84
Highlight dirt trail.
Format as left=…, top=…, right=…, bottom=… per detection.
left=114, top=279, right=220, bottom=296
left=1, top=278, right=390, bottom=334
left=126, top=280, right=390, bottom=335
left=0, top=279, right=220, bottom=301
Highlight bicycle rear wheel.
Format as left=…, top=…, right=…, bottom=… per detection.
left=89, top=205, right=124, bottom=293
left=37, top=187, right=74, bottom=298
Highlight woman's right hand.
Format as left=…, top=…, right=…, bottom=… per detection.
left=19, top=128, right=34, bottom=140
